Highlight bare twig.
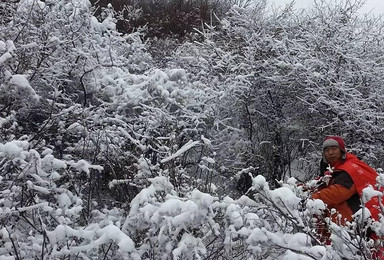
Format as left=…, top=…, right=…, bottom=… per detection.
left=5, top=226, right=20, bottom=260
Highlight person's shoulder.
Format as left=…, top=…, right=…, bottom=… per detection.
left=333, top=170, right=354, bottom=188
left=333, top=170, right=350, bottom=178
left=345, top=153, right=360, bottom=162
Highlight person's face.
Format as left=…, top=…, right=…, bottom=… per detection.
left=324, top=146, right=343, bottom=165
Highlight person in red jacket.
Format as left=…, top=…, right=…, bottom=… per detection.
left=311, top=136, right=360, bottom=226
left=311, top=136, right=383, bottom=257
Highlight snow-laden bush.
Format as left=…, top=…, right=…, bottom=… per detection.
left=1, top=0, right=384, bottom=259
left=122, top=173, right=384, bottom=259
left=168, top=0, right=384, bottom=186
left=1, top=137, right=383, bottom=258
left=0, top=1, right=219, bottom=258
left=0, top=0, right=219, bottom=203
left=0, top=140, right=132, bottom=258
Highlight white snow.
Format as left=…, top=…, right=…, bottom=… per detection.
left=361, top=185, right=382, bottom=203
left=168, top=69, right=187, bottom=82
left=305, top=199, right=326, bottom=215
left=0, top=141, right=29, bottom=158
left=0, top=52, right=12, bottom=65
left=353, top=207, right=372, bottom=222
left=0, top=40, right=6, bottom=52
left=202, top=156, right=215, bottom=164
left=69, top=159, right=103, bottom=176
left=269, top=187, right=301, bottom=208
left=1, top=1, right=384, bottom=259
left=201, top=135, right=212, bottom=146
left=161, top=140, right=200, bottom=163
left=9, top=74, right=38, bottom=98
left=0, top=40, right=15, bottom=65
left=57, top=193, right=72, bottom=208
left=252, top=175, right=269, bottom=190
left=48, top=223, right=140, bottom=259
left=42, top=153, right=67, bottom=171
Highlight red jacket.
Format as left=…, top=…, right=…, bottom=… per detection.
left=312, top=153, right=380, bottom=224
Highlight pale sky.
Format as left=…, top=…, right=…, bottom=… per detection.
left=268, top=0, right=384, bottom=16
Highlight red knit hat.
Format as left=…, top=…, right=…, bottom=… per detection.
left=322, top=136, right=346, bottom=163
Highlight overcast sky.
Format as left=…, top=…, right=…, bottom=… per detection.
left=268, top=0, right=384, bottom=16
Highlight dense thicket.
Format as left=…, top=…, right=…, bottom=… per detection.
left=89, top=0, right=253, bottom=39
left=1, top=0, right=384, bottom=259
left=166, top=0, right=384, bottom=185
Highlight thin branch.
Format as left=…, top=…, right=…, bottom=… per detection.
left=5, top=226, right=20, bottom=260
left=79, top=69, right=93, bottom=107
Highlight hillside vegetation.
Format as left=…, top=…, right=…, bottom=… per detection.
left=0, top=0, right=384, bottom=258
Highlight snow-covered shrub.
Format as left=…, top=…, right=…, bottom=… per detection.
left=123, top=173, right=384, bottom=259
left=0, top=0, right=218, bottom=202
left=0, top=140, right=108, bottom=258
left=0, top=139, right=144, bottom=259
left=0, top=0, right=218, bottom=258
left=166, top=0, right=384, bottom=188
left=1, top=0, right=384, bottom=259
left=123, top=176, right=214, bottom=259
